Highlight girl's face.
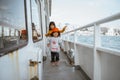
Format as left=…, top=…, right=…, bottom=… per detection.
left=50, top=24, right=55, bottom=29
left=53, top=32, right=59, bottom=37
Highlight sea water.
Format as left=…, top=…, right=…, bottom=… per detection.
left=68, top=35, right=120, bottom=50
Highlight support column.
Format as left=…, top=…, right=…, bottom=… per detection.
left=93, top=24, right=101, bottom=80
left=74, top=31, right=79, bottom=65
left=66, top=34, right=70, bottom=52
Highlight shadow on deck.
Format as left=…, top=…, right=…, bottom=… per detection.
left=43, top=51, right=91, bottom=80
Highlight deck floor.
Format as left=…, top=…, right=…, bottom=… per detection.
left=43, top=51, right=90, bottom=80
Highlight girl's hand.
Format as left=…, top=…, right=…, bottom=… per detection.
left=63, top=26, right=67, bottom=29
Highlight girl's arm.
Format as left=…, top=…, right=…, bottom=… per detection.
left=45, top=30, right=52, bottom=37
left=59, top=26, right=67, bottom=33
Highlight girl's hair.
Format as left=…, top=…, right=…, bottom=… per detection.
left=49, top=21, right=56, bottom=30
left=51, top=32, right=60, bottom=37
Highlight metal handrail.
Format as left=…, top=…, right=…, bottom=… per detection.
left=63, top=12, right=120, bottom=34
left=62, top=12, right=120, bottom=80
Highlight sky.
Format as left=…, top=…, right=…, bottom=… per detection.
left=50, top=0, right=120, bottom=27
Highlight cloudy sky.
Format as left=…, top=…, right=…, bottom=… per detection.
left=50, top=0, right=120, bottom=26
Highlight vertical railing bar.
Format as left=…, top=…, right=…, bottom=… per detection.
left=74, top=31, right=79, bottom=65
left=93, top=24, right=101, bottom=80
left=66, top=33, right=70, bottom=53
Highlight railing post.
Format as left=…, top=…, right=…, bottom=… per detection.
left=74, top=31, right=79, bottom=65
left=93, top=24, right=101, bottom=80
left=74, top=31, right=77, bottom=43
left=67, top=34, right=69, bottom=41
left=64, top=34, right=69, bottom=53
left=0, top=27, right=4, bottom=48
left=61, top=33, right=64, bottom=40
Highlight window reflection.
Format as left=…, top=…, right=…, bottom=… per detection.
left=31, top=0, right=42, bottom=42
left=0, top=0, right=27, bottom=53
left=20, top=29, right=27, bottom=40
left=32, top=23, right=40, bottom=41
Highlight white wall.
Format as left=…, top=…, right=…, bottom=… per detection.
left=99, top=51, right=120, bottom=80
left=63, top=40, right=120, bottom=80
left=63, top=41, right=94, bottom=79
left=76, top=44, right=94, bottom=79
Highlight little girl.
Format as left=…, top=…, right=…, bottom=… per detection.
left=47, top=27, right=63, bottom=66
left=45, top=21, right=67, bottom=37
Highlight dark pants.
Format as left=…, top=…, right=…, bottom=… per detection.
left=51, top=52, right=59, bottom=62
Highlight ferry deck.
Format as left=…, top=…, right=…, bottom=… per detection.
left=0, top=0, right=120, bottom=80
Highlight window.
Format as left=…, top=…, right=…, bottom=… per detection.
left=31, top=0, right=43, bottom=42
left=0, top=0, right=27, bottom=55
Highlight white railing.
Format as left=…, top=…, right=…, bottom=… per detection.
left=63, top=12, right=120, bottom=34
left=62, top=12, right=120, bottom=80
